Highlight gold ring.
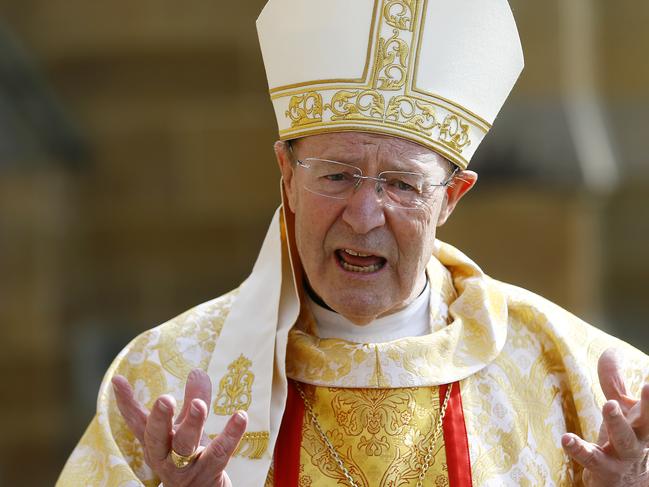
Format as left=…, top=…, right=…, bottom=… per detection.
left=169, top=447, right=201, bottom=469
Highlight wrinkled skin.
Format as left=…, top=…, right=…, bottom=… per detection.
left=112, top=370, right=246, bottom=487
left=275, top=132, right=476, bottom=324
left=562, top=349, right=649, bottom=486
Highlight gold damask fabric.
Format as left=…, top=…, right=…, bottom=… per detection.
left=297, top=384, right=450, bottom=487
left=286, top=241, right=510, bottom=389
left=57, top=240, right=649, bottom=486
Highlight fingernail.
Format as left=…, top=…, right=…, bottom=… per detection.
left=609, top=404, right=620, bottom=417
left=190, top=403, right=201, bottom=417
left=157, top=400, right=169, bottom=412
left=235, top=411, right=247, bottom=424
left=565, top=437, right=574, bottom=447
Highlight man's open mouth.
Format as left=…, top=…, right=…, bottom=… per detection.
left=335, top=248, right=387, bottom=273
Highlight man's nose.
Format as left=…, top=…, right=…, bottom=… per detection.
left=341, top=179, right=386, bottom=234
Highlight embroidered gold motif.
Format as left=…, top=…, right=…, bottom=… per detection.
left=327, top=90, right=385, bottom=122
left=326, top=90, right=440, bottom=138
left=383, top=0, right=417, bottom=31
left=373, top=0, right=417, bottom=89
left=374, top=29, right=410, bottom=90
left=386, top=95, right=438, bottom=134
left=214, top=354, right=254, bottom=415
left=438, top=114, right=471, bottom=153
left=286, top=92, right=323, bottom=128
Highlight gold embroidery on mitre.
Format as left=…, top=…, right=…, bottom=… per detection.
left=438, top=114, right=471, bottom=153
left=208, top=431, right=270, bottom=460
left=386, top=95, right=438, bottom=134
left=325, top=90, right=439, bottom=137
left=374, top=29, right=410, bottom=90
left=383, top=0, right=417, bottom=31
left=327, top=90, right=386, bottom=122
left=214, top=354, right=254, bottom=415
left=274, top=0, right=480, bottom=169
left=287, top=92, right=323, bottom=128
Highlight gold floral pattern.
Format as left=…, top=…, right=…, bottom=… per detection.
left=325, top=90, right=439, bottom=137
left=374, top=29, right=410, bottom=90
left=327, top=89, right=386, bottom=122
left=214, top=354, right=255, bottom=415
left=439, top=114, right=471, bottom=153
left=286, top=92, right=323, bottom=128
left=331, top=388, right=416, bottom=456
left=383, top=0, right=417, bottom=31
left=298, top=384, right=448, bottom=487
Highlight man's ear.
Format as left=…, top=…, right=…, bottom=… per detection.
left=437, top=170, right=477, bottom=226
left=274, top=140, right=297, bottom=212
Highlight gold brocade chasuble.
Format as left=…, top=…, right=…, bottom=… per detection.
left=57, top=209, right=649, bottom=487
left=268, top=256, right=466, bottom=487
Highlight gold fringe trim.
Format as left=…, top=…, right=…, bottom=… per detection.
left=209, top=431, right=270, bottom=460
left=234, top=431, right=270, bottom=459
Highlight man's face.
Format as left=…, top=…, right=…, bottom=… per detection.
left=277, top=132, right=474, bottom=325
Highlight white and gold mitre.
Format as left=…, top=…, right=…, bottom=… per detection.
left=257, top=0, right=523, bottom=169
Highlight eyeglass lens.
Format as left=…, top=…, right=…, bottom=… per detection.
left=298, top=158, right=439, bottom=210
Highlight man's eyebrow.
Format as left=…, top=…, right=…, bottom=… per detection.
left=315, top=150, right=363, bottom=164
left=384, top=155, right=441, bottom=174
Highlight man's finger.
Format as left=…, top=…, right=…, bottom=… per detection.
left=144, top=395, right=176, bottom=464
left=199, top=411, right=248, bottom=473
left=598, top=349, right=629, bottom=404
left=176, top=369, right=212, bottom=425
left=635, top=383, right=649, bottom=441
left=602, top=400, right=643, bottom=459
left=112, top=375, right=149, bottom=444
left=172, top=399, right=208, bottom=456
left=561, top=433, right=614, bottom=474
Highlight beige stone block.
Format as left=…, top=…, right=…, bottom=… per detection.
left=441, top=186, right=602, bottom=322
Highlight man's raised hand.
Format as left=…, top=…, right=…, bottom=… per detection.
left=111, top=369, right=248, bottom=487
left=562, top=349, right=649, bottom=486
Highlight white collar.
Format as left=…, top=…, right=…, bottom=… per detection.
left=307, top=279, right=430, bottom=343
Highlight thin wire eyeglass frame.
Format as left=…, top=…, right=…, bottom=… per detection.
left=293, top=155, right=459, bottom=211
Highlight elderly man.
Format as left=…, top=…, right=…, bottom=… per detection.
left=58, top=0, right=649, bottom=486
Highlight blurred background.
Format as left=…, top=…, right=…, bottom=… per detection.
left=0, top=0, right=647, bottom=484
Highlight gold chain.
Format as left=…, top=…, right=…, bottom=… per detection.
left=294, top=382, right=453, bottom=487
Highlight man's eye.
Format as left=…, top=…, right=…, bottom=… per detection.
left=324, top=173, right=349, bottom=182
left=390, top=179, right=417, bottom=192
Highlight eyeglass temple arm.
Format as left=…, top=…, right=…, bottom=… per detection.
left=442, top=166, right=460, bottom=186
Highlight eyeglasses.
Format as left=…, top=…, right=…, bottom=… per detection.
left=294, top=157, right=457, bottom=210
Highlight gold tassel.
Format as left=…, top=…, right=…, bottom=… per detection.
left=209, top=431, right=270, bottom=460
